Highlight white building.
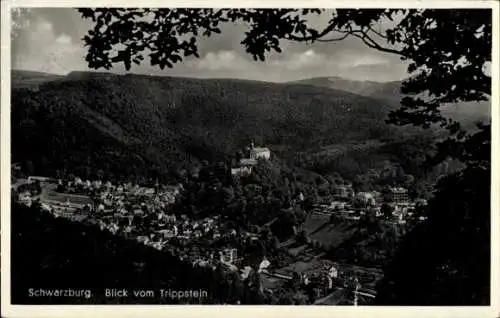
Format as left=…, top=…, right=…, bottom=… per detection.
left=164, top=214, right=177, bottom=223
left=415, top=198, right=428, bottom=206
left=27, top=176, right=50, bottom=183
left=19, top=192, right=32, bottom=206
left=298, top=192, right=305, bottom=202
left=355, top=192, right=376, bottom=206
left=387, top=187, right=409, bottom=204
left=220, top=248, right=238, bottom=264
left=330, top=201, right=346, bottom=210
left=328, top=265, right=338, bottom=279
left=258, top=258, right=271, bottom=273
left=239, top=158, right=258, bottom=166
left=241, top=266, right=253, bottom=279
left=231, top=166, right=253, bottom=177
left=334, top=184, right=354, bottom=199
left=249, top=142, right=271, bottom=160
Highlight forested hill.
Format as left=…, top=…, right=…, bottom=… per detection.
left=11, top=69, right=65, bottom=90
left=12, top=70, right=426, bottom=182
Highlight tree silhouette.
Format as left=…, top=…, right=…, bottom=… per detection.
left=375, top=160, right=490, bottom=305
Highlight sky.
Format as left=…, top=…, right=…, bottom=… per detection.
left=11, top=8, right=410, bottom=83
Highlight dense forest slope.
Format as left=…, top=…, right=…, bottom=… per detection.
left=12, top=70, right=483, bottom=184
left=12, top=70, right=425, bottom=182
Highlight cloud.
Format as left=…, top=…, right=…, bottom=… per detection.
left=12, top=8, right=410, bottom=82
left=280, top=48, right=391, bottom=71
left=179, top=46, right=405, bottom=82
left=39, top=21, right=53, bottom=32
left=55, top=34, right=72, bottom=45
left=341, top=53, right=390, bottom=68
left=192, top=50, right=247, bottom=71
left=285, top=49, right=324, bottom=70
left=12, top=18, right=88, bottom=75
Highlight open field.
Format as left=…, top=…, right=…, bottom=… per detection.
left=299, top=213, right=358, bottom=249
left=41, top=185, right=90, bottom=203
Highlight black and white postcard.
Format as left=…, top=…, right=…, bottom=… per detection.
left=1, top=1, right=499, bottom=318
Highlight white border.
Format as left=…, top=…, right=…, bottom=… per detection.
left=1, top=1, right=499, bottom=318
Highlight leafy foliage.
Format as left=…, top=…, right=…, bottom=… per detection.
left=375, top=157, right=490, bottom=305
left=174, top=160, right=316, bottom=240
left=389, top=10, right=491, bottom=132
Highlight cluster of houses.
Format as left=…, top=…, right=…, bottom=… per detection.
left=83, top=192, right=361, bottom=304
left=12, top=166, right=406, bottom=305
left=246, top=257, right=375, bottom=304
left=11, top=175, right=49, bottom=207
left=57, top=177, right=181, bottom=198
left=313, top=185, right=428, bottom=224
left=13, top=176, right=268, bottom=282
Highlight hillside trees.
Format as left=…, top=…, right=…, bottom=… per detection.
left=173, top=161, right=316, bottom=239
left=78, top=8, right=493, bottom=305
left=12, top=72, right=406, bottom=182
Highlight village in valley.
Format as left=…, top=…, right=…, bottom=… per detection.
left=12, top=141, right=429, bottom=305
left=6, top=6, right=492, bottom=310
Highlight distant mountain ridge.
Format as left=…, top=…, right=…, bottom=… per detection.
left=12, top=69, right=492, bottom=124
left=10, top=70, right=487, bottom=182
left=289, top=76, right=491, bottom=127
left=11, top=69, right=65, bottom=89
left=290, top=76, right=402, bottom=101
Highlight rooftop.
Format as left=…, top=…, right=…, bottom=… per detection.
left=389, top=187, right=408, bottom=193
left=251, top=147, right=270, bottom=152
left=239, top=158, right=258, bottom=166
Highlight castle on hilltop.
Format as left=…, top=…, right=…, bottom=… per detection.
left=231, top=141, right=271, bottom=177
left=249, top=141, right=271, bottom=160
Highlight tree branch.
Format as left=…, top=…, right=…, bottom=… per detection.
left=286, top=23, right=339, bottom=42
left=286, top=23, right=403, bottom=56
left=367, top=25, right=388, bottom=39
left=315, top=32, right=350, bottom=42
left=350, top=29, right=404, bottom=56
